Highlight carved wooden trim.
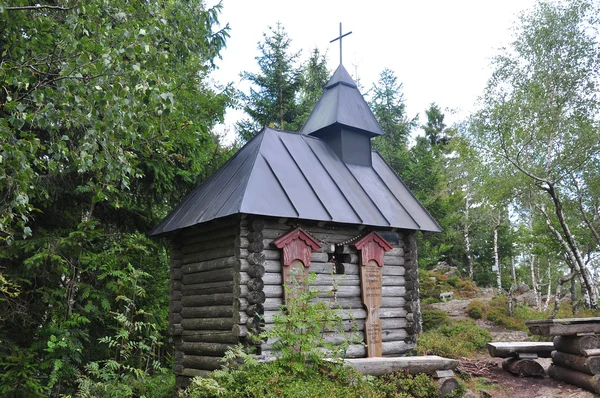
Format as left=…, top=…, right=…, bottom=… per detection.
left=354, top=231, right=393, bottom=267
left=354, top=231, right=392, bottom=358
left=274, top=228, right=322, bottom=303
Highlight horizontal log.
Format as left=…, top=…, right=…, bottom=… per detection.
left=382, top=341, right=411, bottom=355
left=181, top=318, right=234, bottom=330
left=263, top=249, right=280, bottom=260
left=234, top=310, right=248, bottom=325
left=180, top=368, right=210, bottom=378
left=311, top=252, right=329, bottom=263
left=181, top=341, right=233, bottom=356
left=182, top=330, right=238, bottom=344
left=180, top=306, right=233, bottom=319
left=235, top=298, right=248, bottom=312
left=311, top=262, right=358, bottom=275
left=549, top=364, right=600, bottom=394
left=552, top=350, right=600, bottom=375
left=553, top=335, right=600, bottom=357
left=342, top=254, right=359, bottom=264
left=330, top=296, right=406, bottom=309
left=181, top=236, right=236, bottom=255
left=181, top=293, right=234, bottom=307
left=383, top=256, right=405, bottom=266
left=526, top=318, right=600, bottom=336
left=182, top=268, right=234, bottom=285
left=183, top=247, right=236, bottom=265
left=182, top=354, right=222, bottom=371
left=383, top=265, right=405, bottom=276
left=502, top=358, right=545, bottom=377
left=181, top=281, right=234, bottom=296
left=232, top=324, right=247, bottom=337
left=342, top=356, right=459, bottom=376
left=486, top=342, right=554, bottom=358
left=264, top=297, right=283, bottom=311
left=382, top=328, right=408, bottom=342
left=181, top=219, right=238, bottom=241
left=182, top=257, right=240, bottom=274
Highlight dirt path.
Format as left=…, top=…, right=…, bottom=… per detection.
left=429, top=298, right=596, bottom=397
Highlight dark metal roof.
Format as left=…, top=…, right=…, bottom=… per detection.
left=150, top=128, right=441, bottom=236
left=300, top=65, right=384, bottom=137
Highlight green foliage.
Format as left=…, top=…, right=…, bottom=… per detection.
left=237, top=23, right=303, bottom=139
left=371, top=372, right=440, bottom=398
left=421, top=310, right=451, bottom=332
left=484, top=296, right=527, bottom=331
left=467, top=300, right=486, bottom=320
left=418, top=319, right=491, bottom=358
left=260, top=272, right=361, bottom=372
left=0, top=1, right=233, bottom=394
left=421, top=297, right=441, bottom=305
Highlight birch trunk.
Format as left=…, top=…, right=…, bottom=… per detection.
left=494, top=221, right=502, bottom=292
left=464, top=196, right=474, bottom=280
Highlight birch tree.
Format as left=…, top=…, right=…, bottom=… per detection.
left=473, top=0, right=600, bottom=307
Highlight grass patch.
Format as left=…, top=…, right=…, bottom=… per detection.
left=467, top=300, right=486, bottom=319
left=417, top=319, right=491, bottom=358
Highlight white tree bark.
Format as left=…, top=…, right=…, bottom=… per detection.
left=494, top=219, right=502, bottom=292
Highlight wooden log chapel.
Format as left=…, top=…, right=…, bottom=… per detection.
left=150, top=64, right=441, bottom=386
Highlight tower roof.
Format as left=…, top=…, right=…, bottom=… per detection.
left=150, top=127, right=441, bottom=236
left=300, top=64, right=384, bottom=137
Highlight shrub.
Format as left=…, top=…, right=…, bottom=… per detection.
left=417, top=319, right=491, bottom=358
left=421, top=309, right=450, bottom=332
left=467, top=300, right=486, bottom=319
left=372, top=371, right=439, bottom=398
left=421, top=297, right=441, bottom=305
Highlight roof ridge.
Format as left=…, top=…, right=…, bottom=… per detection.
left=237, top=128, right=270, bottom=213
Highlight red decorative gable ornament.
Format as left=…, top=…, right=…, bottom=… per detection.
left=273, top=227, right=322, bottom=267
left=353, top=231, right=393, bottom=267
left=274, top=228, right=322, bottom=303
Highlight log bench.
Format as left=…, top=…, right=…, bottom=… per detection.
left=487, top=342, right=553, bottom=377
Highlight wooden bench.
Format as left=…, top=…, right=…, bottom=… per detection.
left=487, top=342, right=553, bottom=377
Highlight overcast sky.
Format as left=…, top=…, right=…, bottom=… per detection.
left=209, top=0, right=537, bottom=142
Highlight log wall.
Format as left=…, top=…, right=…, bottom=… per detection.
left=171, top=217, right=241, bottom=387
left=257, top=218, right=417, bottom=358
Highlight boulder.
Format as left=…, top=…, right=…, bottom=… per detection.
left=432, top=261, right=460, bottom=278
left=514, top=283, right=530, bottom=295
left=516, top=291, right=538, bottom=307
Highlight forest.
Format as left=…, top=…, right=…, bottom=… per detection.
left=0, top=0, right=599, bottom=396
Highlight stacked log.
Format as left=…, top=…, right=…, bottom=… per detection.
left=237, top=218, right=265, bottom=342
left=549, top=335, right=600, bottom=394
left=176, top=219, right=240, bottom=384
left=401, top=232, right=420, bottom=349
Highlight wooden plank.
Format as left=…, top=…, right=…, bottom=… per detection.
left=526, top=318, right=600, bottom=336
left=341, top=356, right=459, bottom=376
left=549, top=364, right=600, bottom=395
left=552, top=350, right=600, bottom=375
left=181, top=341, right=233, bottom=356
left=502, top=358, right=545, bottom=377
left=487, top=342, right=554, bottom=358
left=554, top=335, right=600, bottom=357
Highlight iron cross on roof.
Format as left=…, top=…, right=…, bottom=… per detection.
left=330, top=22, right=352, bottom=65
